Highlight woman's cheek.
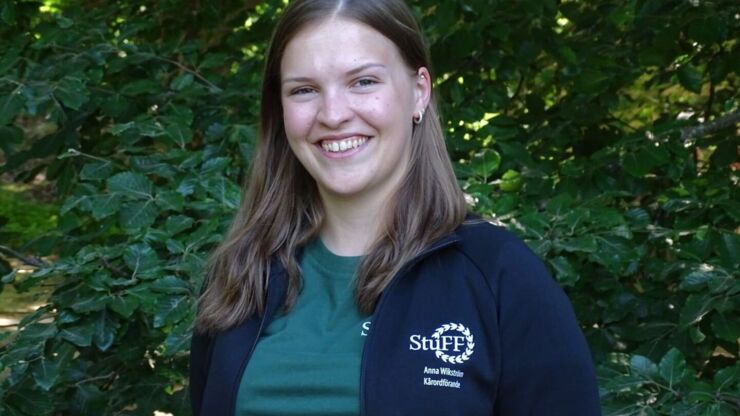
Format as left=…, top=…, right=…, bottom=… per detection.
left=283, top=104, right=314, bottom=139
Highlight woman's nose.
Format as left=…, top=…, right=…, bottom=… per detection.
left=316, top=89, right=353, bottom=128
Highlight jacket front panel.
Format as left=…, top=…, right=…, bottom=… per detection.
left=191, top=264, right=288, bottom=416
left=199, top=315, right=263, bottom=416
left=361, top=248, right=500, bottom=415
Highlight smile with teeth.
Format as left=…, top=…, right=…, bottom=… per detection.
left=320, top=136, right=369, bottom=153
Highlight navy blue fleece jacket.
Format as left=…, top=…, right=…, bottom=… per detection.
left=190, top=220, right=601, bottom=415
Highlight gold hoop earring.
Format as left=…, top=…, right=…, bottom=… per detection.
left=413, top=109, right=424, bottom=125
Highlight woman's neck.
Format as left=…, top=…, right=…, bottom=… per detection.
left=319, top=191, right=390, bottom=256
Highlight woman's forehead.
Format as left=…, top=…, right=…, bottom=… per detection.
left=280, top=17, right=405, bottom=76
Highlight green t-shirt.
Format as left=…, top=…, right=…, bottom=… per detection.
left=236, top=238, right=370, bottom=416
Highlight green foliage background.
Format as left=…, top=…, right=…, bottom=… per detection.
left=0, top=0, right=738, bottom=414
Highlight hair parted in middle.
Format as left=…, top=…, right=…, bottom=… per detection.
left=195, top=0, right=467, bottom=334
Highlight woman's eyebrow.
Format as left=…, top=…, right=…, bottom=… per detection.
left=346, top=62, right=386, bottom=76
left=281, top=63, right=386, bottom=85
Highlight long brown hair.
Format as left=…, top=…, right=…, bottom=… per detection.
left=195, top=0, right=467, bottom=334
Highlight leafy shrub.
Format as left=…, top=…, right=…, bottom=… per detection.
left=0, top=0, right=737, bottom=415
left=0, top=184, right=57, bottom=240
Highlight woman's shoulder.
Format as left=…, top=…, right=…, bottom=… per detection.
left=453, top=215, right=550, bottom=284
left=455, top=216, right=528, bottom=255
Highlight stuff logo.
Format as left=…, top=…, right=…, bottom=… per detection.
left=409, top=322, right=475, bottom=364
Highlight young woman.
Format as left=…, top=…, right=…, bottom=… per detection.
left=190, top=0, right=601, bottom=415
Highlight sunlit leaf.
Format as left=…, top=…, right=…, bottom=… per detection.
left=107, top=172, right=154, bottom=199
left=630, top=355, right=658, bottom=379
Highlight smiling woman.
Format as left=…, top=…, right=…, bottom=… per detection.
left=280, top=17, right=430, bottom=253
left=189, top=1, right=601, bottom=415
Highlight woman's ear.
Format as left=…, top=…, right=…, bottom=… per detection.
left=414, top=67, right=432, bottom=114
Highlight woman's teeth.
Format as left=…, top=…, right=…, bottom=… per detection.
left=321, top=136, right=368, bottom=153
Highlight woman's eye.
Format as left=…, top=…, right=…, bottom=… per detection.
left=355, top=78, right=377, bottom=88
left=291, top=87, right=315, bottom=95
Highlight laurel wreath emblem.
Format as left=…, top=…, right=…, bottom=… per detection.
left=431, top=322, right=475, bottom=364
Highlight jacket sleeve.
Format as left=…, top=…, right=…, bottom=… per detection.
left=492, top=239, right=601, bottom=415
left=189, top=328, right=210, bottom=416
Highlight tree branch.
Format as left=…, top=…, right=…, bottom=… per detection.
left=146, top=54, right=223, bottom=92
left=0, top=245, right=48, bottom=268
left=681, top=110, right=740, bottom=142
left=74, top=371, right=117, bottom=387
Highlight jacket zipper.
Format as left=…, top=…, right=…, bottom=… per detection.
left=358, top=237, right=459, bottom=416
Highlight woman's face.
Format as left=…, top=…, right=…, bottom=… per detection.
left=280, top=17, right=430, bottom=205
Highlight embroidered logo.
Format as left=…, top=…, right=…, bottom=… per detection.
left=432, top=323, right=475, bottom=364
left=409, top=322, right=475, bottom=365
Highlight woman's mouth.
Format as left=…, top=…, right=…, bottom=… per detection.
left=319, top=136, right=371, bottom=154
